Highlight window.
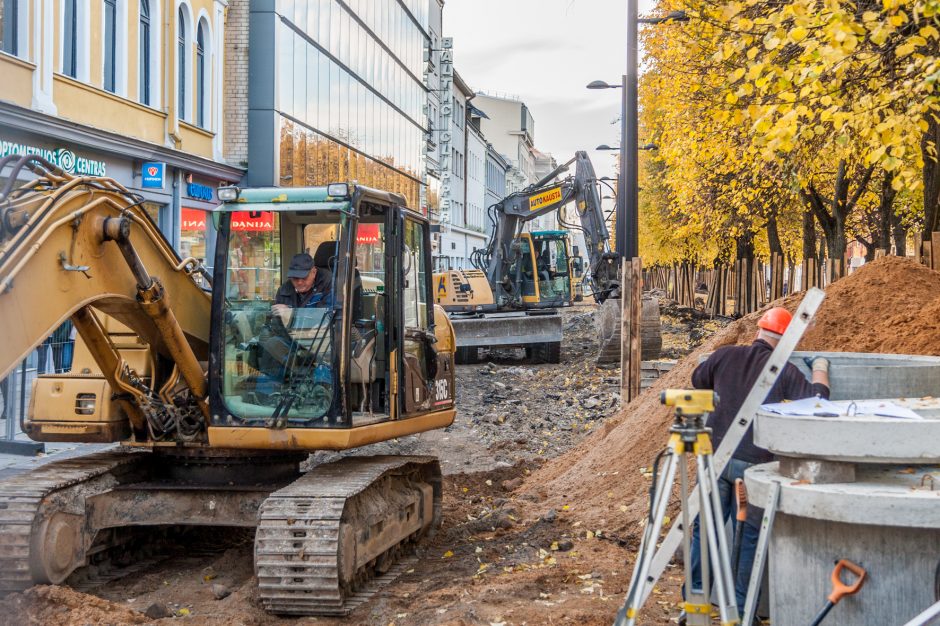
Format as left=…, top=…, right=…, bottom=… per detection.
left=196, top=22, right=206, bottom=127
left=139, top=0, right=150, bottom=104
left=1, top=0, right=18, bottom=56
left=177, top=7, right=187, bottom=120
left=63, top=0, right=78, bottom=77
left=103, top=0, right=117, bottom=92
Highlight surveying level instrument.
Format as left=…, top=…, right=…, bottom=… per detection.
left=615, top=388, right=740, bottom=626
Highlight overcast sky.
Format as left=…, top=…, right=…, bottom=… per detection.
left=443, top=0, right=657, bottom=184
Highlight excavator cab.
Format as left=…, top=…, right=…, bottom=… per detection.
left=508, top=231, right=573, bottom=309
left=209, top=184, right=456, bottom=449
left=529, top=230, right=574, bottom=307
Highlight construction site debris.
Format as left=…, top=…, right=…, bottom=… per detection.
left=525, top=257, right=940, bottom=538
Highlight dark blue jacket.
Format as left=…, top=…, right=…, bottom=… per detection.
left=691, top=339, right=830, bottom=464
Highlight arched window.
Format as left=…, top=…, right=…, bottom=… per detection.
left=1, top=0, right=19, bottom=56
left=139, top=0, right=151, bottom=104
left=63, top=0, right=78, bottom=77
left=196, top=22, right=206, bottom=127
left=177, top=7, right=187, bottom=120
left=103, top=0, right=117, bottom=92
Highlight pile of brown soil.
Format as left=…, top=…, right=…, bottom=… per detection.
left=524, top=257, right=940, bottom=536
left=0, top=585, right=148, bottom=626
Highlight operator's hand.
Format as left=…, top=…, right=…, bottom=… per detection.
left=271, top=303, right=293, bottom=326
left=802, top=356, right=830, bottom=373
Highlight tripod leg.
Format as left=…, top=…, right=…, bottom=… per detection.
left=616, top=449, right=680, bottom=626
left=698, top=452, right=740, bottom=625
left=682, top=462, right=710, bottom=626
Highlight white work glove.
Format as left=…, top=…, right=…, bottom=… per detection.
left=811, top=357, right=830, bottom=373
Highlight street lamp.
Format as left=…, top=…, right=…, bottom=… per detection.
left=638, top=10, right=689, bottom=25
left=588, top=10, right=688, bottom=260
left=587, top=77, right=628, bottom=258
left=596, top=143, right=658, bottom=151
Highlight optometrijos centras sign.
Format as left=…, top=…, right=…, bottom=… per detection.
left=0, top=138, right=107, bottom=176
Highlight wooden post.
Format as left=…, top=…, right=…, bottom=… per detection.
left=874, top=248, right=886, bottom=260
left=924, top=240, right=933, bottom=271
left=914, top=233, right=924, bottom=264
left=620, top=257, right=643, bottom=404
left=932, top=232, right=940, bottom=271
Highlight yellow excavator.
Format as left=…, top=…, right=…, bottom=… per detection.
left=434, top=151, right=621, bottom=364
left=0, top=155, right=456, bottom=615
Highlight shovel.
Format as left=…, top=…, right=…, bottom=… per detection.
left=809, top=559, right=867, bottom=626
left=731, top=478, right=748, bottom=579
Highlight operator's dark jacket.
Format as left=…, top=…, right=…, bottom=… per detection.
left=274, top=267, right=333, bottom=308
left=691, top=339, right=830, bottom=464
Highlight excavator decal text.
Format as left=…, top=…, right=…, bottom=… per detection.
left=528, top=188, right=563, bottom=211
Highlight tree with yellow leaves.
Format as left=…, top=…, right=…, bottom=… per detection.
left=639, top=0, right=940, bottom=267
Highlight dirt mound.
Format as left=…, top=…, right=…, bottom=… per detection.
left=524, top=256, right=940, bottom=535
left=0, top=585, right=148, bottom=626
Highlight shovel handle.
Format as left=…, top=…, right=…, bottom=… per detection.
left=827, top=559, right=867, bottom=604
left=735, top=478, right=748, bottom=522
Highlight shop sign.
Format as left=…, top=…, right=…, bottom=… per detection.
left=356, top=223, right=380, bottom=244
left=0, top=138, right=107, bottom=176
left=141, top=162, right=165, bottom=189
left=231, top=211, right=274, bottom=231
left=187, top=181, right=214, bottom=202
left=438, top=37, right=453, bottom=225
left=181, top=208, right=207, bottom=230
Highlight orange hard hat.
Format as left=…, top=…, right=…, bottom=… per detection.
left=757, top=307, right=792, bottom=335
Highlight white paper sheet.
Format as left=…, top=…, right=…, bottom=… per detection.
left=760, top=397, right=923, bottom=419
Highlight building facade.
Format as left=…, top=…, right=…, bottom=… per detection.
left=0, top=0, right=242, bottom=262
left=474, top=93, right=536, bottom=196
left=242, top=0, right=429, bottom=210
left=435, top=68, right=479, bottom=270
left=423, top=0, right=443, bottom=215
left=484, top=142, right=509, bottom=236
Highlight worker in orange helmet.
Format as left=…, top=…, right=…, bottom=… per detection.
left=681, top=306, right=830, bottom=624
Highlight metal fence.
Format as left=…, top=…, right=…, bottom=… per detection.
left=0, top=321, right=75, bottom=455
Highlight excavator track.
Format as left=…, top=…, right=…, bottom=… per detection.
left=0, top=450, right=147, bottom=594
left=255, top=455, right=441, bottom=616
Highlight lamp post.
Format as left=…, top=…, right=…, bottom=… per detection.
left=588, top=79, right=628, bottom=259
left=589, top=10, right=688, bottom=408
left=588, top=11, right=687, bottom=260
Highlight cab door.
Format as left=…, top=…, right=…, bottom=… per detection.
left=399, top=215, right=444, bottom=416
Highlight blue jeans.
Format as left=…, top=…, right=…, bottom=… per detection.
left=686, top=457, right=761, bottom=613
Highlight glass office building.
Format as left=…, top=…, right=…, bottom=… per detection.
left=248, top=0, right=429, bottom=208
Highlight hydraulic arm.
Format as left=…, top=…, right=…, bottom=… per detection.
left=0, top=155, right=211, bottom=441
left=471, top=150, right=621, bottom=306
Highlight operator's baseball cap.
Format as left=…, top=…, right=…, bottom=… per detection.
left=286, top=253, right=315, bottom=279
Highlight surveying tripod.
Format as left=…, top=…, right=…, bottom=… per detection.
left=616, top=389, right=740, bottom=626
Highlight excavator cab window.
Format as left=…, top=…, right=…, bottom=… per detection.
left=532, top=235, right=572, bottom=305
left=219, top=211, right=340, bottom=426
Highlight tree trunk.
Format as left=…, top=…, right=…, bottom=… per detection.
left=878, top=172, right=897, bottom=251
left=855, top=234, right=875, bottom=261
left=767, top=213, right=784, bottom=257
left=922, top=111, right=940, bottom=240
left=891, top=210, right=907, bottom=256
left=801, top=160, right=875, bottom=262
left=802, top=208, right=816, bottom=260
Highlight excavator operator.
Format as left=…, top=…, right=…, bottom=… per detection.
left=272, top=251, right=334, bottom=314
left=257, top=249, right=336, bottom=399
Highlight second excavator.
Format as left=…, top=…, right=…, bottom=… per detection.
left=434, top=151, right=624, bottom=363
